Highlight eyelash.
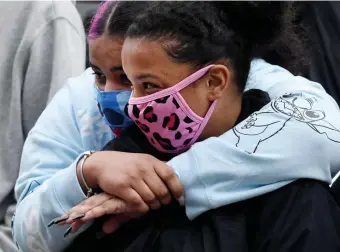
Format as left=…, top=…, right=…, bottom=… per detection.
left=93, top=72, right=131, bottom=87
left=93, top=72, right=106, bottom=83
left=143, top=83, right=159, bottom=90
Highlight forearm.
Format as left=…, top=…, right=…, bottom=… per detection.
left=168, top=92, right=340, bottom=219
left=13, top=157, right=92, bottom=252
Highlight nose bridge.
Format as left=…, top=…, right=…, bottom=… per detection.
left=105, top=79, right=126, bottom=92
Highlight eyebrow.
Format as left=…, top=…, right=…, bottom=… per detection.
left=136, top=73, right=161, bottom=81
left=89, top=63, right=123, bottom=72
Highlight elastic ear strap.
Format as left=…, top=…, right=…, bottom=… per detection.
left=174, top=65, right=215, bottom=91
left=186, top=99, right=217, bottom=147
left=129, top=65, right=215, bottom=104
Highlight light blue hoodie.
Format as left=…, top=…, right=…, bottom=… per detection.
left=13, top=59, right=340, bottom=252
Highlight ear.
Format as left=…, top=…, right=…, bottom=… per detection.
left=206, top=65, right=230, bottom=102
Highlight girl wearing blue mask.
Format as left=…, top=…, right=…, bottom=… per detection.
left=13, top=2, right=340, bottom=252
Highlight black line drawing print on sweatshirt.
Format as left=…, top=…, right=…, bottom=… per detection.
left=233, top=92, right=340, bottom=153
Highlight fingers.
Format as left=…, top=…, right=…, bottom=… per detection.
left=143, top=173, right=172, bottom=205
left=115, top=187, right=149, bottom=213
left=154, top=161, right=184, bottom=200
left=70, top=213, right=138, bottom=236
left=63, top=198, right=137, bottom=236
left=132, top=181, right=161, bottom=210
left=81, top=197, right=130, bottom=222
left=62, top=193, right=113, bottom=224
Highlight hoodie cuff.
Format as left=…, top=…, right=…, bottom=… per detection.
left=52, top=154, right=87, bottom=212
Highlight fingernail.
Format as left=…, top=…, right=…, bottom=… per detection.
left=177, top=196, right=184, bottom=206
left=48, top=216, right=68, bottom=227
left=70, top=213, right=85, bottom=221
left=64, top=226, right=72, bottom=238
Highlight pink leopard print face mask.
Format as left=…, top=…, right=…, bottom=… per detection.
left=127, top=65, right=217, bottom=153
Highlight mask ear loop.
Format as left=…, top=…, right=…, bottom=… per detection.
left=129, top=65, right=215, bottom=104
left=186, top=99, right=217, bottom=148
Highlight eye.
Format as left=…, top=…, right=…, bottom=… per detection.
left=143, top=82, right=159, bottom=90
left=93, top=71, right=106, bottom=86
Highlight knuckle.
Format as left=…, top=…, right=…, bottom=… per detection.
left=124, top=191, right=140, bottom=205
left=130, top=195, right=142, bottom=205
left=150, top=202, right=161, bottom=210
left=127, top=173, right=140, bottom=182
left=161, top=196, right=171, bottom=205
left=163, top=170, right=176, bottom=182
left=144, top=194, right=156, bottom=204
left=115, top=179, right=130, bottom=189
left=138, top=165, right=148, bottom=176
left=156, top=187, right=169, bottom=198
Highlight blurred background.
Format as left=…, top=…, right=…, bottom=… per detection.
left=75, top=1, right=340, bottom=105
left=76, top=1, right=100, bottom=68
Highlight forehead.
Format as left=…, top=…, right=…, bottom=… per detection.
left=122, top=38, right=169, bottom=69
left=89, top=35, right=124, bottom=68
left=121, top=38, right=191, bottom=79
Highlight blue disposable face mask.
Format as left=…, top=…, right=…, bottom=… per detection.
left=94, top=85, right=134, bottom=128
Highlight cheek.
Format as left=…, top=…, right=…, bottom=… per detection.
left=180, top=86, right=210, bottom=118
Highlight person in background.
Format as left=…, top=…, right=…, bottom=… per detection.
left=0, top=1, right=85, bottom=251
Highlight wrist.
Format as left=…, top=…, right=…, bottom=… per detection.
left=83, top=152, right=99, bottom=189
left=76, top=152, right=99, bottom=194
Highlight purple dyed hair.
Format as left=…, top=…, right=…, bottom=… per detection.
left=88, top=1, right=113, bottom=40
left=87, top=1, right=148, bottom=41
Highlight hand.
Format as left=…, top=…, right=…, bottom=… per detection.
left=81, top=151, right=184, bottom=211
left=58, top=193, right=141, bottom=234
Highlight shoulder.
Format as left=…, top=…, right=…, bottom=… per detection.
left=66, top=68, right=97, bottom=111
left=65, top=69, right=113, bottom=149
left=245, top=59, right=336, bottom=103
left=31, top=68, right=112, bottom=150
left=32, top=69, right=95, bottom=132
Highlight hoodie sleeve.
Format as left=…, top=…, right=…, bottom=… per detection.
left=169, top=62, right=340, bottom=219
left=13, top=84, right=91, bottom=252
